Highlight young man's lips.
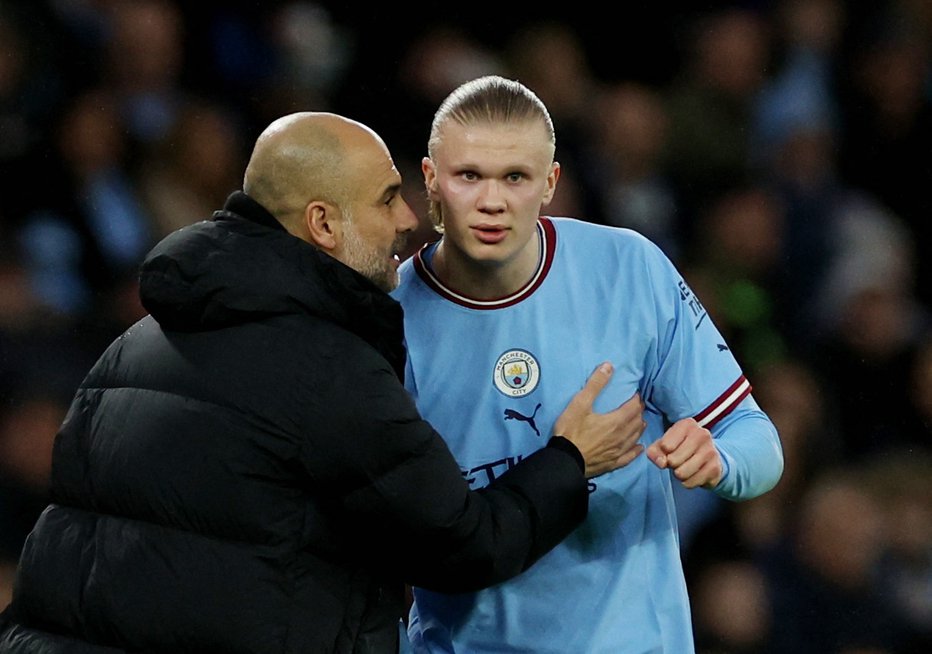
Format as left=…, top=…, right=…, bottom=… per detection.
left=472, top=225, right=508, bottom=244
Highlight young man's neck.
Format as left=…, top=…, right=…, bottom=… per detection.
left=432, top=234, right=541, bottom=301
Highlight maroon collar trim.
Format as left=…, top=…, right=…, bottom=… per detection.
left=413, top=218, right=557, bottom=309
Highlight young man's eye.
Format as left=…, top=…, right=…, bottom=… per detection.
left=507, top=173, right=524, bottom=182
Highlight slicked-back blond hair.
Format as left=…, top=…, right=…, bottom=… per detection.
left=428, top=75, right=556, bottom=159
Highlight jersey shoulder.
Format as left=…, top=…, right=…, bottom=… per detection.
left=548, top=215, right=659, bottom=248
left=546, top=216, right=671, bottom=269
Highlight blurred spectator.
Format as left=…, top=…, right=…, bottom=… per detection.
left=0, top=244, right=45, bottom=339
left=0, top=391, right=69, bottom=573
left=662, top=6, right=771, bottom=222
left=375, top=23, right=503, bottom=164
left=590, top=81, right=681, bottom=260
left=138, top=98, right=248, bottom=239
left=16, top=87, right=152, bottom=320
left=762, top=469, right=910, bottom=654
left=757, top=117, right=846, bottom=349
left=810, top=203, right=930, bottom=462
left=0, top=394, right=64, bottom=497
left=101, top=0, right=187, bottom=148
left=690, top=559, right=773, bottom=654
left=206, top=1, right=355, bottom=133
left=178, top=2, right=276, bottom=101
left=681, top=184, right=789, bottom=375
left=264, top=2, right=353, bottom=112
left=752, top=0, right=845, bottom=163
left=865, top=452, right=932, bottom=651
left=505, top=21, right=596, bottom=135
left=747, top=0, right=849, bottom=348
left=835, top=3, right=932, bottom=308
left=0, top=243, right=110, bottom=420
left=755, top=110, right=923, bottom=364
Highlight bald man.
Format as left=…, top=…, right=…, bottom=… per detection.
left=0, top=113, right=645, bottom=653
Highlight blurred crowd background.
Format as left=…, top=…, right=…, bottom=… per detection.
left=1, top=1, right=931, bottom=652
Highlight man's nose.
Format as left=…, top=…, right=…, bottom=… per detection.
left=396, top=199, right=419, bottom=232
left=477, top=180, right=506, bottom=212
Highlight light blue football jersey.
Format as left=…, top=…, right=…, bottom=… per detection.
left=392, top=217, right=782, bottom=654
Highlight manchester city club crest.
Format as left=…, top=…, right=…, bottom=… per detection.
left=493, top=349, right=541, bottom=397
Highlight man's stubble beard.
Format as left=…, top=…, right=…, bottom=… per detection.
left=340, top=212, right=401, bottom=293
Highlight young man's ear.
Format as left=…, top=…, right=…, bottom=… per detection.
left=422, top=157, right=439, bottom=200
left=541, top=161, right=562, bottom=206
left=304, top=201, right=340, bottom=251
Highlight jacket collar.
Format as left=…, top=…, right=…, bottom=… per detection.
left=218, top=191, right=288, bottom=232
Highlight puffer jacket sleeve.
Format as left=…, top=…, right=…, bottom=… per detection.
left=298, top=345, right=589, bottom=593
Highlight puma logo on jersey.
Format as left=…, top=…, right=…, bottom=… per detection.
left=504, top=403, right=542, bottom=436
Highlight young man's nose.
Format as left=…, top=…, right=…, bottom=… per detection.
left=477, top=180, right=506, bottom=212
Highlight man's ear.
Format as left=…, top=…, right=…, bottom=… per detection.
left=304, top=201, right=340, bottom=251
left=422, top=157, right=439, bottom=200
left=541, top=161, right=562, bottom=206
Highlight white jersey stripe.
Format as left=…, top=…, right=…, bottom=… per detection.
left=695, top=376, right=751, bottom=428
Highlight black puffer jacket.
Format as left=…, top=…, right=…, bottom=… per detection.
left=0, top=192, right=588, bottom=653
